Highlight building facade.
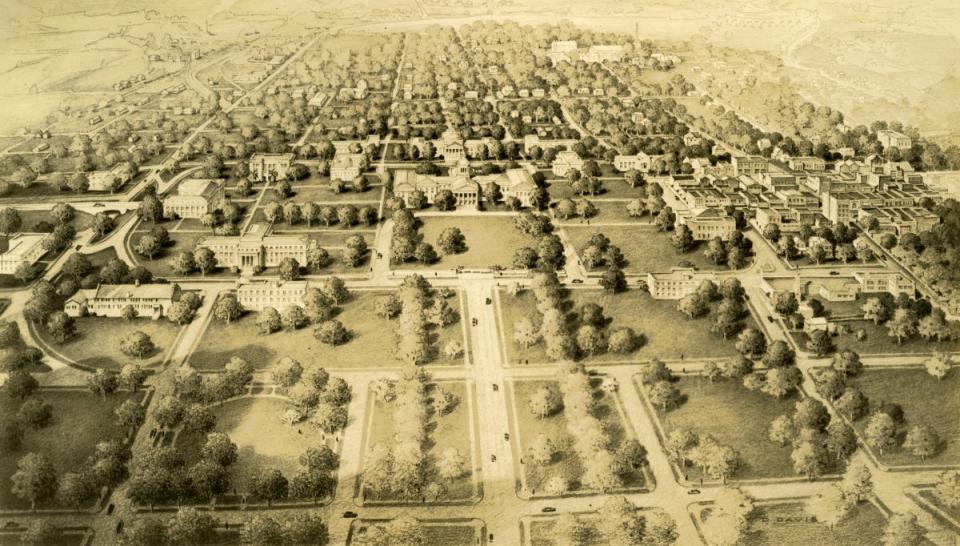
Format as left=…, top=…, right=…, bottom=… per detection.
left=249, top=153, right=294, bottom=182
left=0, top=234, right=46, bottom=275
left=163, top=178, right=224, bottom=219
left=236, top=279, right=308, bottom=311
left=64, top=283, right=182, bottom=318
left=197, top=223, right=308, bottom=272
left=646, top=268, right=716, bottom=300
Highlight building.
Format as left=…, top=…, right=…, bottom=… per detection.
left=330, top=153, right=366, bottom=180
left=550, top=40, right=578, bottom=52
left=552, top=151, right=584, bottom=177
left=88, top=164, right=133, bottom=192
left=788, top=156, right=826, bottom=172
left=475, top=168, right=538, bottom=207
left=393, top=162, right=479, bottom=208
left=249, top=153, right=294, bottom=182
left=163, top=178, right=224, bottom=219
left=439, top=129, right=465, bottom=163
left=732, top=156, right=769, bottom=176
left=308, top=92, right=329, bottom=107
left=854, top=271, right=915, bottom=295
left=64, top=283, right=182, bottom=319
left=646, top=268, right=716, bottom=300
left=857, top=206, right=939, bottom=235
left=0, top=234, right=46, bottom=275
left=197, top=223, right=309, bottom=272
left=683, top=133, right=702, bottom=147
left=877, top=130, right=912, bottom=150
left=613, top=153, right=654, bottom=173
left=683, top=208, right=737, bottom=241
left=236, top=279, right=308, bottom=311
left=582, top=45, right=624, bottom=63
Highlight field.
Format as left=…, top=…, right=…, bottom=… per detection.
left=842, top=367, right=960, bottom=466
left=699, top=501, right=887, bottom=546
left=349, top=521, right=480, bottom=546
left=796, top=319, right=960, bottom=356
left=547, top=179, right=645, bottom=201
left=0, top=390, right=144, bottom=510
left=36, top=316, right=182, bottom=370
left=554, top=201, right=655, bottom=225
left=511, top=378, right=644, bottom=495
left=0, top=531, right=87, bottom=546
left=175, top=396, right=330, bottom=501
left=563, top=225, right=722, bottom=274
left=498, top=288, right=752, bottom=364
left=362, top=382, right=476, bottom=502
left=646, top=376, right=830, bottom=481
left=189, top=290, right=467, bottom=370
left=411, top=215, right=533, bottom=270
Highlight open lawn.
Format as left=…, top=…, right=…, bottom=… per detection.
left=499, top=288, right=752, bottom=364
left=554, top=201, right=655, bottom=225
left=410, top=215, right=532, bottom=270
left=128, top=230, right=223, bottom=278
left=189, top=290, right=466, bottom=370
left=563, top=225, right=723, bottom=274
left=175, top=396, right=330, bottom=501
left=362, top=382, right=476, bottom=502
left=0, top=531, right=87, bottom=546
left=918, top=489, right=960, bottom=523
left=0, top=390, right=144, bottom=510
left=349, top=521, right=479, bottom=546
left=18, top=210, right=94, bottom=232
left=842, top=367, right=960, bottom=466
left=511, top=378, right=644, bottom=495
left=37, top=316, right=182, bottom=370
left=647, top=376, right=831, bottom=481
left=801, top=320, right=960, bottom=355
left=701, top=501, right=887, bottom=546
left=547, top=179, right=645, bottom=201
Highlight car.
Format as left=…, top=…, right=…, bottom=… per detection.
left=492, top=383, right=499, bottom=392
left=503, top=433, right=510, bottom=441
left=107, top=503, right=115, bottom=515
left=490, top=454, right=497, bottom=462
left=688, top=489, right=701, bottom=495
left=93, top=203, right=105, bottom=207
left=342, top=511, right=358, bottom=518
left=542, top=507, right=557, bottom=513
left=75, top=244, right=82, bottom=251
left=485, top=297, right=492, bottom=305
left=4, top=522, right=18, bottom=529
left=766, top=315, right=774, bottom=323
left=570, top=278, right=583, bottom=284
left=829, top=271, right=840, bottom=276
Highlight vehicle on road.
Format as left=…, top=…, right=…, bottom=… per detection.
left=107, top=503, right=115, bottom=515
left=504, top=433, right=509, bottom=441
left=766, top=315, right=774, bottom=323
left=485, top=297, right=492, bottom=305
left=472, top=318, right=478, bottom=326
left=829, top=271, right=839, bottom=276
left=492, top=383, right=498, bottom=392
left=4, top=522, right=18, bottom=529
left=688, top=489, right=701, bottom=495
left=93, top=203, right=105, bottom=207
left=490, top=454, right=497, bottom=462
left=542, top=507, right=556, bottom=513
left=342, top=511, right=358, bottom=518
left=571, top=278, right=583, bottom=284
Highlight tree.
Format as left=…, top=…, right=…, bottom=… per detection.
left=17, top=398, right=52, bottom=429
left=671, top=224, right=694, bottom=252
left=864, top=412, right=897, bottom=455
left=19, top=521, right=59, bottom=546
left=598, top=496, right=644, bottom=544
left=761, top=367, right=802, bottom=398
left=87, top=368, right=118, bottom=399
left=528, top=386, right=562, bottom=419
left=114, top=398, right=145, bottom=435
left=250, top=469, right=288, bottom=506
left=214, top=295, right=243, bottom=323
left=768, top=415, right=796, bottom=446
left=805, top=486, right=853, bottom=529
left=903, top=425, right=940, bottom=461
left=918, top=312, right=951, bottom=342
left=735, top=327, right=766, bottom=357
left=924, top=353, right=951, bottom=380
left=436, top=227, right=466, bottom=255
left=318, top=277, right=349, bottom=304
left=314, top=320, right=348, bottom=345
left=272, top=357, right=303, bottom=388
left=615, top=439, right=648, bottom=474
left=677, top=292, right=708, bottom=318
left=528, top=433, right=555, bottom=465
left=45, top=311, right=76, bottom=343
left=862, top=297, right=889, bottom=325
left=0, top=419, right=23, bottom=454
left=193, top=247, right=217, bottom=276
left=762, top=340, right=795, bottom=368
left=6, top=370, right=39, bottom=399
left=120, top=330, right=155, bottom=361
left=0, top=208, right=22, bottom=235
left=807, top=329, right=834, bottom=357
left=136, top=235, right=162, bottom=260
left=277, top=257, right=300, bottom=281
left=774, top=292, right=799, bottom=316
left=257, top=307, right=282, bottom=334
left=608, top=327, right=638, bottom=354
left=11, top=452, right=57, bottom=510
left=166, top=508, right=218, bottom=546
left=600, top=266, right=626, bottom=293
left=935, top=471, right=960, bottom=509
left=881, top=513, right=926, bottom=546
left=832, top=349, right=863, bottom=376
left=704, top=237, right=727, bottom=265
left=170, top=251, right=197, bottom=276
left=436, top=447, right=466, bottom=480
left=167, top=302, right=195, bottom=325
left=792, top=438, right=829, bottom=480
left=886, top=307, right=918, bottom=344
left=554, top=512, right=595, bottom=545
left=648, top=380, right=680, bottom=412
left=201, top=432, right=238, bottom=467
left=513, top=318, right=541, bottom=348
left=286, top=513, right=329, bottom=545
left=414, top=242, right=437, bottom=264
left=840, top=460, right=873, bottom=502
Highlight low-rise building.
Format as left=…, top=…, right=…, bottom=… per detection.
left=88, top=164, right=133, bottom=192
left=439, top=129, right=465, bottom=163
left=65, top=283, right=182, bottom=319
left=476, top=168, right=538, bottom=207
left=613, top=153, right=654, bottom=173
left=330, top=153, right=366, bottom=180
left=197, top=223, right=309, bottom=272
left=236, top=279, right=308, bottom=311
left=0, top=234, right=46, bottom=275
left=854, top=271, right=915, bottom=295
left=582, top=44, right=624, bottom=63
left=249, top=153, right=294, bottom=182
left=682, top=208, right=736, bottom=241
left=788, top=156, right=826, bottom=172
left=552, top=150, right=583, bottom=177
left=393, top=162, right=479, bottom=208
left=877, top=129, right=912, bottom=150
left=646, top=268, right=716, bottom=300
left=732, top=155, right=769, bottom=176
left=164, top=178, right=224, bottom=219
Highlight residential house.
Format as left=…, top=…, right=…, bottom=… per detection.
left=88, top=163, right=133, bottom=192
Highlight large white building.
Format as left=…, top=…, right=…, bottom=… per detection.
left=613, top=153, right=655, bottom=173
left=163, top=178, right=224, bottom=219
left=64, top=283, right=182, bottom=318
left=330, top=153, right=366, bottom=181
left=249, top=153, right=294, bottom=182
left=646, top=268, right=717, bottom=300
left=197, top=223, right=308, bottom=272
left=393, top=161, right=479, bottom=208
left=0, top=234, right=46, bottom=275
left=682, top=208, right=737, bottom=241
left=552, top=151, right=584, bottom=177
left=877, top=130, right=912, bottom=150
left=476, top=168, right=539, bottom=207
left=236, top=279, right=308, bottom=311
left=88, top=163, right=134, bottom=192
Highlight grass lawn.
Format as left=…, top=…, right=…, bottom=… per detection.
left=511, top=378, right=643, bottom=495
left=499, top=288, right=751, bottom=364
left=350, top=522, right=479, bottom=546
left=128, top=230, right=219, bottom=278
left=18, top=210, right=94, bottom=232
left=175, top=396, right=329, bottom=500
left=363, top=382, right=476, bottom=502
left=649, top=376, right=829, bottom=481
left=554, top=201, right=655, bottom=225
left=701, top=501, right=887, bottom=546
left=808, top=320, right=960, bottom=355
left=842, top=368, right=960, bottom=466
left=0, top=531, right=87, bottom=546
left=0, top=390, right=144, bottom=510
left=563, top=225, right=723, bottom=274
left=410, top=215, right=532, bottom=270
left=37, top=316, right=182, bottom=370
left=189, top=290, right=466, bottom=371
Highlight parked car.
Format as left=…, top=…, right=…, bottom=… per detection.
left=342, top=511, right=358, bottom=518
left=570, top=278, right=583, bottom=284
left=829, top=271, right=840, bottom=276
left=688, top=489, right=701, bottom=495
left=542, top=507, right=557, bottom=513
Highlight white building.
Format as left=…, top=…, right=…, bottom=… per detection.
left=877, top=130, right=912, bottom=150
left=0, top=234, right=46, bottom=275
left=249, top=153, right=294, bottom=182
left=613, top=153, right=654, bottom=173
left=682, top=208, right=737, bottom=241
left=393, top=162, right=479, bottom=208
left=582, top=45, right=624, bottom=63
left=163, top=178, right=225, bottom=219
left=476, top=168, right=539, bottom=207
left=64, top=283, right=182, bottom=319
left=197, top=223, right=309, bottom=272
left=88, top=163, right=133, bottom=192
left=330, top=153, right=366, bottom=181
left=552, top=150, right=584, bottom=177
left=646, top=268, right=717, bottom=300
left=236, top=279, right=308, bottom=311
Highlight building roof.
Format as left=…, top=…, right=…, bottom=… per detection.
left=1, top=234, right=45, bottom=259
left=177, top=178, right=223, bottom=197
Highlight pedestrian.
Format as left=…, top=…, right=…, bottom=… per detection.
left=298, top=428, right=302, bottom=434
